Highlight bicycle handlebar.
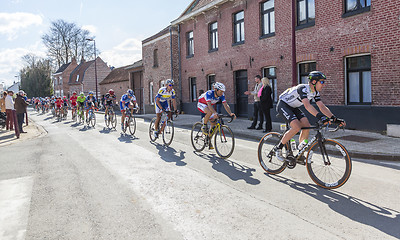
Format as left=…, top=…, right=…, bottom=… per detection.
left=217, top=114, right=234, bottom=123
left=302, top=121, right=345, bottom=132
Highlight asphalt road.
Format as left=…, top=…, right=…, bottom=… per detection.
left=1, top=110, right=399, bottom=240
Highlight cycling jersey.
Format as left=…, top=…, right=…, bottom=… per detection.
left=86, top=96, right=97, bottom=105
left=119, top=94, right=136, bottom=111
left=155, top=87, right=175, bottom=102
left=105, top=93, right=116, bottom=105
left=70, top=95, right=77, bottom=106
left=278, top=84, right=321, bottom=108
left=197, top=90, right=226, bottom=114
left=55, top=99, right=63, bottom=107
left=77, top=96, right=85, bottom=103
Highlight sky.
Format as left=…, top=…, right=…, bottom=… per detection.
left=0, top=0, right=190, bottom=88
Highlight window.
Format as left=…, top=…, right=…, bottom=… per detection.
left=344, top=0, right=371, bottom=16
left=153, top=49, right=158, bottom=68
left=207, top=74, right=216, bottom=90
left=59, top=76, right=62, bottom=85
left=346, top=55, right=371, bottom=105
left=209, top=22, right=218, bottom=51
left=190, top=77, right=197, bottom=102
left=187, top=31, right=194, bottom=57
left=261, top=0, right=275, bottom=37
left=263, top=67, right=277, bottom=103
left=299, top=62, right=316, bottom=84
left=233, top=11, right=245, bottom=44
left=76, top=75, right=79, bottom=82
left=149, top=82, right=154, bottom=105
left=160, top=80, right=165, bottom=88
left=297, top=0, right=315, bottom=27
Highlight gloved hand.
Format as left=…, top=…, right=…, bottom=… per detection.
left=175, top=110, right=180, bottom=115
left=331, top=115, right=345, bottom=125
left=316, top=113, right=330, bottom=124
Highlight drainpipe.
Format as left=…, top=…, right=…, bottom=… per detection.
left=291, top=0, right=297, bottom=86
left=170, top=26, right=173, bottom=79
left=177, top=24, right=182, bottom=111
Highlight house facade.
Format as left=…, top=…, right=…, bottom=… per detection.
left=68, top=57, right=111, bottom=98
left=142, top=26, right=179, bottom=114
left=53, top=58, right=78, bottom=97
left=166, top=0, right=400, bottom=131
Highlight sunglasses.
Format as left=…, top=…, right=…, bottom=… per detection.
left=319, top=80, right=325, bottom=84
left=168, top=84, right=174, bottom=87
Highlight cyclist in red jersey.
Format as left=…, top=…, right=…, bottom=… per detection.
left=55, top=96, right=63, bottom=116
left=70, top=92, right=78, bottom=117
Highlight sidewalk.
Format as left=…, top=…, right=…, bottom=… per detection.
left=135, top=113, right=400, bottom=161
left=0, top=118, right=46, bottom=147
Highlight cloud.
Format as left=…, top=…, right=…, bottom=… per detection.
left=100, top=38, right=142, bottom=68
left=0, top=12, right=43, bottom=40
left=82, top=25, right=97, bottom=35
left=0, top=42, right=46, bottom=86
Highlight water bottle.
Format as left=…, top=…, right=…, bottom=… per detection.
left=290, top=139, right=296, bottom=151
left=298, top=139, right=309, bottom=151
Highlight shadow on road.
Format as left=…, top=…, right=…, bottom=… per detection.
left=194, top=152, right=260, bottom=185
left=44, top=116, right=53, bottom=121
left=99, top=127, right=116, bottom=134
left=118, top=133, right=138, bottom=143
left=70, top=122, right=81, bottom=127
left=267, top=174, right=400, bottom=239
left=151, top=142, right=186, bottom=166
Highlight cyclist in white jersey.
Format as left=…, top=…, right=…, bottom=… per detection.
left=153, top=79, right=178, bottom=138
left=275, top=71, right=345, bottom=162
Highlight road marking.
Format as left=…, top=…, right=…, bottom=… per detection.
left=0, top=176, right=34, bottom=240
left=379, top=161, right=400, bottom=167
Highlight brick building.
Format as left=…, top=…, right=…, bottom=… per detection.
left=162, top=0, right=400, bottom=131
left=52, top=58, right=78, bottom=97
left=68, top=57, right=111, bottom=99
left=142, top=26, right=179, bottom=114
left=99, top=60, right=144, bottom=111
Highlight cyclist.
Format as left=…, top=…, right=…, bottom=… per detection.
left=62, top=96, right=68, bottom=116
left=197, top=82, right=236, bottom=148
left=104, top=89, right=117, bottom=121
left=119, top=89, right=137, bottom=131
left=153, top=79, right=178, bottom=138
left=274, top=71, right=345, bottom=162
left=54, top=96, right=63, bottom=117
left=85, top=91, right=98, bottom=120
left=77, top=92, right=86, bottom=120
left=70, top=92, right=78, bottom=117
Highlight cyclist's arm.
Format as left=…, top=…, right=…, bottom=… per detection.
left=172, top=98, right=177, bottom=111
left=302, top=98, right=320, bottom=117
left=206, top=101, right=217, bottom=114
left=155, top=97, right=163, bottom=111
left=222, top=102, right=236, bottom=119
left=316, top=101, right=333, bottom=118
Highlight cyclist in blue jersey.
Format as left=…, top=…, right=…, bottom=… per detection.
left=197, top=82, right=236, bottom=136
left=153, top=79, right=178, bottom=138
left=85, top=91, right=98, bottom=120
left=119, top=89, right=137, bottom=131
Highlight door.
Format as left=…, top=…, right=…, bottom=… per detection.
left=235, top=70, right=248, bottom=117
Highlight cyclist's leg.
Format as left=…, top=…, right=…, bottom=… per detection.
left=298, top=117, right=311, bottom=143
left=154, top=113, right=162, bottom=131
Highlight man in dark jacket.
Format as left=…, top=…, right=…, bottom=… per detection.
left=14, top=90, right=29, bottom=133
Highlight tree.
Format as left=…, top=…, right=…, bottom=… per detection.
left=42, top=19, right=96, bottom=68
left=20, top=54, right=53, bottom=97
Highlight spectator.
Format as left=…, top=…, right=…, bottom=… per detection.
left=5, top=90, right=19, bottom=138
left=15, top=90, right=29, bottom=133
left=245, top=75, right=263, bottom=130
left=259, top=77, right=273, bottom=133
left=0, top=91, right=6, bottom=113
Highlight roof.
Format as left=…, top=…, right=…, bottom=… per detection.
left=68, top=60, right=95, bottom=85
left=172, top=0, right=230, bottom=25
left=142, top=26, right=172, bottom=44
left=54, top=62, right=71, bottom=74
left=125, top=60, right=143, bottom=70
left=99, top=65, right=130, bottom=85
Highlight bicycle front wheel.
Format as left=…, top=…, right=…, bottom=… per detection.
left=162, top=120, right=174, bottom=146
left=105, top=113, right=111, bottom=128
left=191, top=122, right=206, bottom=152
left=90, top=113, right=96, bottom=127
left=214, top=125, right=234, bottom=159
left=128, top=116, right=136, bottom=136
left=149, top=118, right=157, bottom=142
left=306, top=139, right=352, bottom=189
left=111, top=112, right=117, bottom=129
left=258, top=132, right=287, bottom=174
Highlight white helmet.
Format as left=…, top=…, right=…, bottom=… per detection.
left=213, top=82, right=226, bottom=91
left=166, top=79, right=174, bottom=85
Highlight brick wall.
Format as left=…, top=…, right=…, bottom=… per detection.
left=81, top=57, right=111, bottom=99
left=174, top=0, right=400, bottom=108
left=99, top=81, right=129, bottom=103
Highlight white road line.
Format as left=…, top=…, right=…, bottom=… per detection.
left=0, top=176, right=34, bottom=240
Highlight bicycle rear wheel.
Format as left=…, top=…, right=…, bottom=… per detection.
left=149, top=118, right=157, bottom=142
left=128, top=116, right=136, bottom=136
left=90, top=112, right=96, bottom=127
left=162, top=120, right=174, bottom=146
left=214, top=125, right=234, bottom=159
left=257, top=132, right=287, bottom=174
left=306, top=139, right=352, bottom=189
left=191, top=122, right=206, bottom=152
left=111, top=112, right=117, bottom=129
left=105, top=113, right=111, bottom=128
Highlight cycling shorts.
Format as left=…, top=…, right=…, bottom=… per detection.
left=155, top=101, right=169, bottom=114
left=71, top=102, right=77, bottom=106
left=276, top=100, right=306, bottom=123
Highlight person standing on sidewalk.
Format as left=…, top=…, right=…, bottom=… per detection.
left=14, top=90, right=29, bottom=133
left=5, top=90, right=19, bottom=138
left=245, top=75, right=263, bottom=130
left=259, top=77, right=273, bottom=133
left=0, top=91, right=6, bottom=113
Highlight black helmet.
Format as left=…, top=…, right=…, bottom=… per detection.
left=308, top=71, right=326, bottom=82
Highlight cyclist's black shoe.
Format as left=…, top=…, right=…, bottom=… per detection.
left=209, top=142, right=214, bottom=150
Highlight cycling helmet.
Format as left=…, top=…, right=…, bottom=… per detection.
left=73, top=91, right=77, bottom=95
left=63, top=96, right=67, bottom=99
left=166, top=79, right=174, bottom=85
left=127, top=89, right=134, bottom=96
left=214, top=82, right=226, bottom=92
left=308, top=71, right=326, bottom=82
left=89, top=91, right=94, bottom=96
left=80, top=92, right=84, bottom=97
left=108, top=89, right=114, bottom=95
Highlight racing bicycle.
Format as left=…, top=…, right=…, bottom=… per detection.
left=191, top=114, right=235, bottom=159
left=257, top=119, right=352, bottom=189
left=122, top=107, right=138, bottom=135
left=149, top=110, right=178, bottom=146
left=105, top=106, right=117, bottom=129
left=86, top=106, right=97, bottom=127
